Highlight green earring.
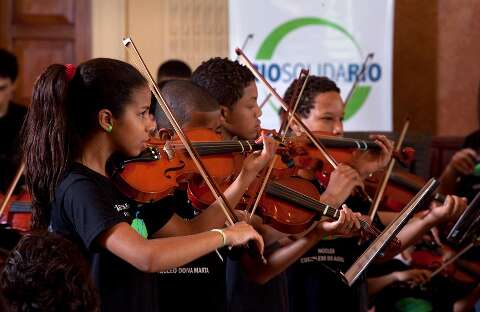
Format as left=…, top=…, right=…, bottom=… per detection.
left=106, top=124, right=113, bottom=133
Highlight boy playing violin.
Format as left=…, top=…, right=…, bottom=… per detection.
left=192, top=58, right=367, bottom=312
left=283, top=75, right=467, bottom=312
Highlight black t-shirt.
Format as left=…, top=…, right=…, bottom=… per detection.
left=226, top=243, right=289, bottom=312
left=457, top=130, right=480, bottom=201
left=50, top=163, right=175, bottom=312
left=0, top=102, right=27, bottom=193
left=287, top=195, right=376, bottom=312
left=156, top=189, right=227, bottom=312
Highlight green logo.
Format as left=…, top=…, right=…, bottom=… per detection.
left=255, top=17, right=371, bottom=120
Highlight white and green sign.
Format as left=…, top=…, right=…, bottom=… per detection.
left=229, top=0, right=394, bottom=131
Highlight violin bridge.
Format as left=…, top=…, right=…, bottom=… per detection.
left=163, top=141, right=175, bottom=160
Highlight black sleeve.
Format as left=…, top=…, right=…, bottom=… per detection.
left=463, top=130, right=480, bottom=149
left=141, top=196, right=176, bottom=237
left=61, top=178, right=129, bottom=251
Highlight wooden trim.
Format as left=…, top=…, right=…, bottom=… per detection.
left=0, top=1, right=12, bottom=49
left=75, top=0, right=91, bottom=63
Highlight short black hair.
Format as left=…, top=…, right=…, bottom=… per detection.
left=0, top=49, right=18, bottom=82
left=156, top=79, right=219, bottom=129
left=0, top=231, right=99, bottom=311
left=283, top=76, right=340, bottom=119
left=191, top=57, right=255, bottom=109
left=157, top=60, right=192, bottom=82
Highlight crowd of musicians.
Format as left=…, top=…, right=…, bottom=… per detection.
left=0, top=47, right=480, bottom=312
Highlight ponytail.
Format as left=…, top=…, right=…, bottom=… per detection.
left=22, top=58, right=147, bottom=229
left=22, top=65, right=71, bottom=229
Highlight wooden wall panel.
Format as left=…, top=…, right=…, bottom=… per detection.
left=394, top=0, right=480, bottom=137
left=0, top=0, right=91, bottom=105
left=436, top=0, right=480, bottom=136
left=13, top=40, right=74, bottom=101
left=13, top=0, right=75, bottom=25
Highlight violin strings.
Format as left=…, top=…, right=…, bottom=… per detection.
left=267, top=182, right=391, bottom=240
left=267, top=182, right=338, bottom=217
left=263, top=181, right=402, bottom=252
left=166, top=141, right=261, bottom=154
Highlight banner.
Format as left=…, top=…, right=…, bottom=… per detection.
left=229, top=0, right=394, bottom=131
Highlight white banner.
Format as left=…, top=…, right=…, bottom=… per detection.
left=229, top=0, right=394, bottom=131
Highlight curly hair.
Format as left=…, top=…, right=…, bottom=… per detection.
left=191, top=57, right=255, bottom=108
left=0, top=231, right=99, bottom=312
left=283, top=76, right=340, bottom=119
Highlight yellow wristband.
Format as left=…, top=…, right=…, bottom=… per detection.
left=210, top=229, right=227, bottom=247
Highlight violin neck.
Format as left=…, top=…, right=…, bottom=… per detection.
left=266, top=181, right=372, bottom=230
left=193, top=140, right=262, bottom=156
left=317, top=137, right=380, bottom=150
left=390, top=172, right=445, bottom=203
left=265, top=181, right=338, bottom=219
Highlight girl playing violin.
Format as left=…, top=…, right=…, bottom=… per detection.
left=192, top=58, right=364, bottom=312
left=21, top=58, right=277, bottom=312
left=283, top=75, right=467, bottom=312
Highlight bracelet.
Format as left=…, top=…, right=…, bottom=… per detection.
left=210, top=229, right=227, bottom=247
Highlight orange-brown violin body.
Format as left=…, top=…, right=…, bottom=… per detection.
left=188, top=175, right=320, bottom=234
left=112, top=128, right=241, bottom=203
left=364, top=170, right=444, bottom=212
left=0, top=191, right=32, bottom=232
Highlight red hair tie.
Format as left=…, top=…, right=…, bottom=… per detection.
left=64, top=64, right=76, bottom=81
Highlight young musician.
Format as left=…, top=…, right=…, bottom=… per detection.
left=282, top=75, right=467, bottom=312
left=154, top=79, right=229, bottom=311
left=439, top=79, right=480, bottom=203
left=21, top=58, right=276, bottom=312
left=0, top=49, right=26, bottom=194
left=156, top=59, right=192, bottom=86
left=192, top=58, right=366, bottom=312
left=155, top=79, right=222, bottom=133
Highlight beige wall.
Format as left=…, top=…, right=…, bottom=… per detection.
left=92, top=0, right=480, bottom=136
left=91, top=0, right=127, bottom=61
left=92, top=0, right=228, bottom=75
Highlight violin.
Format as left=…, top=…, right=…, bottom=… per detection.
left=364, top=170, right=446, bottom=213
left=0, top=162, right=32, bottom=233
left=188, top=169, right=401, bottom=255
left=282, top=132, right=410, bottom=199
left=0, top=191, right=32, bottom=232
left=409, top=241, right=477, bottom=285
left=109, top=128, right=293, bottom=203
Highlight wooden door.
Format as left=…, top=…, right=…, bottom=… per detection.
left=0, top=0, right=91, bottom=105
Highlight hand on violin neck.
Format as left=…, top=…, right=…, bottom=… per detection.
left=393, top=269, right=431, bottom=284
left=320, top=164, right=364, bottom=208
left=349, top=134, right=394, bottom=179
left=314, top=205, right=361, bottom=239
left=240, top=134, right=279, bottom=180
left=424, top=195, right=467, bottom=225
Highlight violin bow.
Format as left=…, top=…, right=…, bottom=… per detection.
left=248, top=70, right=310, bottom=220
left=258, top=93, right=272, bottom=110
left=0, top=162, right=25, bottom=218
left=344, top=53, right=374, bottom=106
left=428, top=238, right=479, bottom=280
left=343, top=178, right=438, bottom=286
left=123, top=38, right=237, bottom=227
left=234, top=33, right=254, bottom=62
left=236, top=48, right=372, bottom=203
left=368, top=118, right=410, bottom=219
